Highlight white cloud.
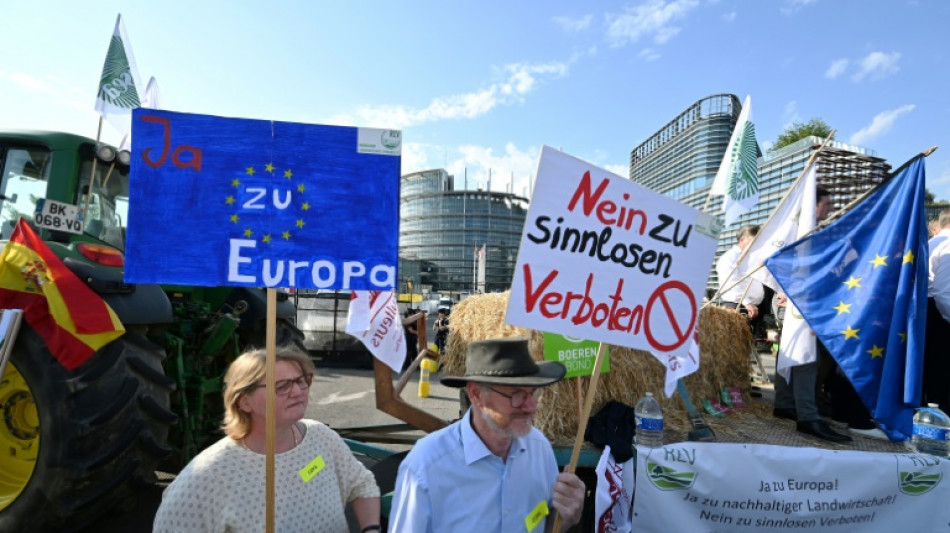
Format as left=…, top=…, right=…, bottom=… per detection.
left=605, top=0, right=700, bottom=47
left=8, top=72, right=55, bottom=93
left=782, top=100, right=801, bottom=129
left=604, top=163, right=629, bottom=177
left=324, top=61, right=569, bottom=129
left=553, top=14, right=593, bottom=33
left=638, top=48, right=661, bottom=61
left=852, top=51, right=900, bottom=82
left=781, top=0, right=817, bottom=15
left=403, top=142, right=631, bottom=198
left=721, top=11, right=736, bottom=22
left=849, top=104, right=915, bottom=146
left=444, top=143, right=540, bottom=197
left=399, top=142, right=432, bottom=176
left=824, top=58, right=849, bottom=79
left=399, top=141, right=541, bottom=197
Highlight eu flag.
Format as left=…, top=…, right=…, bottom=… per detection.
left=765, top=157, right=928, bottom=441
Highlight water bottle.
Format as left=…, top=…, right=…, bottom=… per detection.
left=635, top=392, right=664, bottom=447
left=912, top=403, right=950, bottom=457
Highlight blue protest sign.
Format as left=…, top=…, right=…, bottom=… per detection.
left=124, top=109, right=401, bottom=290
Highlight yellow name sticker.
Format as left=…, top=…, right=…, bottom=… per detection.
left=299, top=455, right=325, bottom=482
left=524, top=500, right=549, bottom=532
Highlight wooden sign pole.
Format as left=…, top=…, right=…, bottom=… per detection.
left=265, top=289, right=277, bottom=533
left=551, top=342, right=607, bottom=533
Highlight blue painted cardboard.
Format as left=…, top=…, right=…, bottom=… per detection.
left=125, top=109, right=400, bottom=290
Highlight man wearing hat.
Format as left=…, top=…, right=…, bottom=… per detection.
left=389, top=337, right=586, bottom=532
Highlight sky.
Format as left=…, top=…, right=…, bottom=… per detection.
left=2, top=0, right=948, bottom=201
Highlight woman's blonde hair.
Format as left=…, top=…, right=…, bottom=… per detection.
left=221, top=345, right=317, bottom=439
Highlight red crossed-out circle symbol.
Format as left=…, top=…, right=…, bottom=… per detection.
left=644, top=280, right=696, bottom=352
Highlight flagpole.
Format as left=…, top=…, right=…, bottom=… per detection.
left=706, top=131, right=836, bottom=307
left=83, top=117, right=104, bottom=221
left=101, top=132, right=129, bottom=192
left=552, top=342, right=607, bottom=533
left=265, top=289, right=277, bottom=533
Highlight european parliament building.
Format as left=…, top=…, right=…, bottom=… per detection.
left=399, top=169, right=529, bottom=295
left=629, top=94, right=890, bottom=290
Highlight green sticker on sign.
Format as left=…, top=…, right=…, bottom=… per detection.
left=543, top=333, right=609, bottom=378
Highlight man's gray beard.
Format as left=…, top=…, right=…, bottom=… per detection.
left=478, top=405, right=532, bottom=439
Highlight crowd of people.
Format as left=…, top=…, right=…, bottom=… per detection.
left=148, top=206, right=949, bottom=530
left=153, top=335, right=585, bottom=532
left=717, top=191, right=950, bottom=443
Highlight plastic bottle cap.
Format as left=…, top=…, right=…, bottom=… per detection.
left=645, top=392, right=654, bottom=397
left=928, top=403, right=939, bottom=408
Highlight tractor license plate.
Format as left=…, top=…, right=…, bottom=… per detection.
left=33, top=198, right=84, bottom=234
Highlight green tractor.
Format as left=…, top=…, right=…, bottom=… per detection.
left=0, top=131, right=305, bottom=531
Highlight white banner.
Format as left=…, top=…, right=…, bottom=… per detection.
left=594, top=445, right=635, bottom=533
left=507, top=146, right=719, bottom=365
left=633, top=442, right=950, bottom=532
left=344, top=290, right=405, bottom=373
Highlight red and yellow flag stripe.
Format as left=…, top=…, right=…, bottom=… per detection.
left=0, top=219, right=124, bottom=369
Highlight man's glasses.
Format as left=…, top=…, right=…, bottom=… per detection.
left=251, top=373, right=313, bottom=396
left=488, top=386, right=540, bottom=408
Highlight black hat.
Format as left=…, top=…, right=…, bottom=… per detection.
left=441, top=337, right=566, bottom=388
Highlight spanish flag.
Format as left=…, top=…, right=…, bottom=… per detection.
left=0, top=218, right=124, bottom=369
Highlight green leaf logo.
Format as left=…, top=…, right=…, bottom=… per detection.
left=646, top=460, right=697, bottom=491
left=899, top=470, right=941, bottom=495
left=727, top=121, right=758, bottom=201
left=98, top=35, right=141, bottom=108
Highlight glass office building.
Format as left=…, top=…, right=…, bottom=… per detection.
left=399, top=169, right=529, bottom=294
left=721, top=136, right=890, bottom=251
left=630, top=94, right=742, bottom=211
left=629, top=94, right=890, bottom=292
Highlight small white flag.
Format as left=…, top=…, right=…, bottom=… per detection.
left=95, top=14, right=143, bottom=138
left=663, top=324, right=701, bottom=397
left=594, top=445, right=634, bottom=533
left=761, top=164, right=819, bottom=378
left=740, top=163, right=817, bottom=292
left=711, top=95, right=759, bottom=226
left=345, top=291, right=406, bottom=373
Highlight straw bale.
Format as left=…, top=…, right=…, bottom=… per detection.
left=441, top=292, right=755, bottom=445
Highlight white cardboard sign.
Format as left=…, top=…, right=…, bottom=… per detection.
left=506, top=146, right=719, bottom=359
left=633, top=443, right=950, bottom=532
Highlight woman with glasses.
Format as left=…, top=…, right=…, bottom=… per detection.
left=154, top=346, right=381, bottom=533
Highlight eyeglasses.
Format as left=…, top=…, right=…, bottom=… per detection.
left=487, top=386, right=540, bottom=408
left=250, top=373, right=313, bottom=396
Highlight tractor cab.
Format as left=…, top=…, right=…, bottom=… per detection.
left=0, top=131, right=130, bottom=251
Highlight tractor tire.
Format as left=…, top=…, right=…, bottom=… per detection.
left=0, top=327, right=176, bottom=533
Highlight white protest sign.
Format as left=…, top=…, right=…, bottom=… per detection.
left=506, top=146, right=719, bottom=364
left=33, top=198, right=84, bottom=234
left=633, top=442, right=950, bottom=532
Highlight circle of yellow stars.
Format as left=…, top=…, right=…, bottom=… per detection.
left=226, top=163, right=311, bottom=245
left=833, top=248, right=917, bottom=361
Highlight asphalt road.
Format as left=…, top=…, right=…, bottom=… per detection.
left=91, top=362, right=459, bottom=532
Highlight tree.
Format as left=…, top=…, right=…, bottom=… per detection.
left=771, top=118, right=834, bottom=152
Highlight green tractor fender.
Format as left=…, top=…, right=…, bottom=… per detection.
left=62, top=257, right=174, bottom=325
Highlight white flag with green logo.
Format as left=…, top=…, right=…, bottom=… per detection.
left=94, top=14, right=142, bottom=138
left=710, top=95, right=758, bottom=226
